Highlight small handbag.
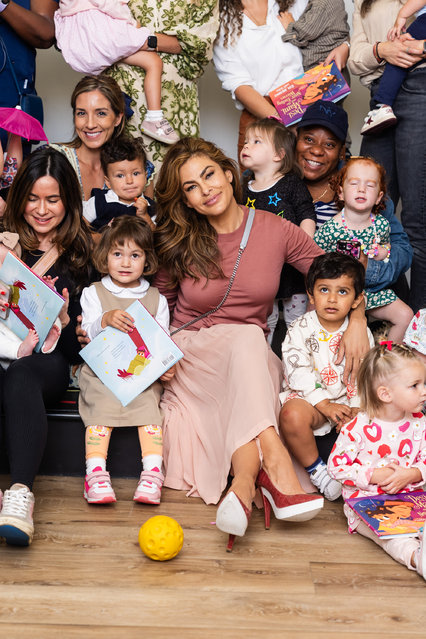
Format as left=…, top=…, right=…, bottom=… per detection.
left=171, top=209, right=255, bottom=335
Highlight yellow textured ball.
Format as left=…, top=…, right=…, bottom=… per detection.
left=138, top=516, right=184, bottom=561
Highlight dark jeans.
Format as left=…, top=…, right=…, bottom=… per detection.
left=373, top=15, right=426, bottom=107
left=360, top=107, right=399, bottom=206
left=394, top=65, right=426, bottom=313
left=3, top=351, right=69, bottom=489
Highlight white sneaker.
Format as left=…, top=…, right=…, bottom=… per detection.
left=310, top=463, right=342, bottom=501
left=141, top=118, right=179, bottom=145
left=0, top=483, right=35, bottom=546
left=361, top=105, right=397, bottom=135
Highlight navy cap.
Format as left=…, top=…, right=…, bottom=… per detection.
left=297, top=100, right=348, bottom=142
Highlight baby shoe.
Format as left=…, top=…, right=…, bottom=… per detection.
left=141, top=118, right=179, bottom=145
left=133, top=469, right=164, bottom=504
left=361, top=105, right=397, bottom=136
left=84, top=469, right=116, bottom=504
left=310, top=462, right=342, bottom=501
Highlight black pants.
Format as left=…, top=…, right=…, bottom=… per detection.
left=2, top=351, right=69, bottom=489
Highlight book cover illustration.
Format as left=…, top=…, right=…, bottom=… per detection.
left=346, top=491, right=426, bottom=539
left=269, top=62, right=351, bottom=127
left=0, top=251, right=64, bottom=352
left=80, top=299, right=184, bottom=407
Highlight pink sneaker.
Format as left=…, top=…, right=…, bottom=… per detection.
left=133, top=469, right=164, bottom=504
left=141, top=118, right=179, bottom=145
left=84, top=469, right=116, bottom=504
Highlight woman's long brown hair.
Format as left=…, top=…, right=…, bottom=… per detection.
left=154, top=137, right=241, bottom=286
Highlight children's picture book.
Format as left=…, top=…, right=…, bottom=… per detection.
left=80, top=300, right=184, bottom=407
left=346, top=491, right=426, bottom=539
left=269, top=62, right=351, bottom=127
left=0, top=251, right=64, bottom=352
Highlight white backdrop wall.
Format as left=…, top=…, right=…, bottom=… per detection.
left=35, top=0, right=370, bottom=161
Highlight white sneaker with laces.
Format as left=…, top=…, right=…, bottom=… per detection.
left=361, top=104, right=397, bottom=135
left=310, top=463, right=342, bottom=501
left=0, top=483, right=35, bottom=546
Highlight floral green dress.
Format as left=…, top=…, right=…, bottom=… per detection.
left=107, top=0, right=219, bottom=172
left=314, top=214, right=397, bottom=310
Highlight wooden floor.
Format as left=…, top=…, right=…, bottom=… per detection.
left=1, top=475, right=425, bottom=639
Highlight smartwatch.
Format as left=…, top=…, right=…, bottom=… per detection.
left=147, top=35, right=158, bottom=51
left=0, top=0, right=10, bottom=13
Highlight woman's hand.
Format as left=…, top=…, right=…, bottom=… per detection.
left=102, top=309, right=135, bottom=333
left=378, top=34, right=423, bottom=67
left=324, top=42, right=350, bottom=70
left=59, top=287, right=70, bottom=329
left=278, top=11, right=294, bottom=30
left=335, top=302, right=370, bottom=385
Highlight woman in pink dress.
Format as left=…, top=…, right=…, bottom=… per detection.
left=154, top=137, right=370, bottom=550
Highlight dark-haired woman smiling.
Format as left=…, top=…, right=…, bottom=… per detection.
left=0, top=147, right=93, bottom=546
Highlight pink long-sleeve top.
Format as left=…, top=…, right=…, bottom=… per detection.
left=155, top=207, right=323, bottom=335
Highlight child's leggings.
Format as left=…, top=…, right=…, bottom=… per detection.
left=85, top=425, right=163, bottom=461
left=356, top=521, right=419, bottom=570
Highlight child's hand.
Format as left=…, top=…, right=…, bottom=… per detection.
left=76, top=315, right=90, bottom=346
left=370, top=467, right=395, bottom=485
left=135, top=197, right=156, bottom=230
left=102, top=309, right=135, bottom=332
left=160, top=364, right=177, bottom=382
left=278, top=11, right=294, bottom=30
left=315, top=400, right=352, bottom=426
left=372, top=244, right=390, bottom=261
left=378, top=463, right=422, bottom=493
left=388, top=16, right=407, bottom=41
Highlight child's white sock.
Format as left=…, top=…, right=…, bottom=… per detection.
left=142, top=454, right=163, bottom=473
left=86, top=456, right=106, bottom=475
left=145, top=110, right=164, bottom=122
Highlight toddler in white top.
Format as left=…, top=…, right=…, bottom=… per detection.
left=78, top=216, right=174, bottom=505
left=54, top=0, right=178, bottom=144
left=280, top=252, right=374, bottom=501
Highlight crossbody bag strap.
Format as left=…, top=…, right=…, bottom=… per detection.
left=32, top=245, right=62, bottom=277
left=171, top=208, right=255, bottom=336
left=1, top=39, right=23, bottom=98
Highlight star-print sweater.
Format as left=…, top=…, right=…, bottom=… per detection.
left=241, top=172, right=316, bottom=298
left=327, top=412, right=426, bottom=532
left=280, top=310, right=374, bottom=435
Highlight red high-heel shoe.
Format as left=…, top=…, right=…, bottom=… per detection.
left=257, top=469, right=323, bottom=529
left=216, top=491, right=252, bottom=552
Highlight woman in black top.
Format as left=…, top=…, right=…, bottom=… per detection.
left=0, top=147, right=93, bottom=546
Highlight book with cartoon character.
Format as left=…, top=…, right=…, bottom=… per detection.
left=269, top=62, right=350, bottom=127
left=0, top=251, right=64, bottom=352
left=80, top=299, right=184, bottom=407
left=346, top=491, right=426, bottom=539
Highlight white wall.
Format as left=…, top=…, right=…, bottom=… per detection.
left=35, top=1, right=371, bottom=160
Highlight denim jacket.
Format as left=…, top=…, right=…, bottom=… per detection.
left=365, top=197, right=412, bottom=293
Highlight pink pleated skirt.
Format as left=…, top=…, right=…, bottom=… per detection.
left=160, top=324, right=283, bottom=505
left=55, top=10, right=150, bottom=75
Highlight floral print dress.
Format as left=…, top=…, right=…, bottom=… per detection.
left=107, top=0, right=219, bottom=172
left=314, top=214, right=397, bottom=310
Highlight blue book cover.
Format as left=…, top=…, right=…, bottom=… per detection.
left=0, top=252, right=65, bottom=352
left=80, top=299, right=184, bottom=407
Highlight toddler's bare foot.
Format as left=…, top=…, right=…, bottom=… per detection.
left=43, top=323, right=61, bottom=352
left=18, top=329, right=39, bottom=358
